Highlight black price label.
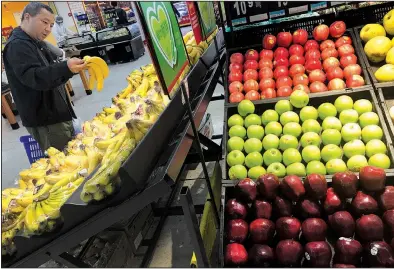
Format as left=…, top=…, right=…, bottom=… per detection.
left=225, top=1, right=269, bottom=26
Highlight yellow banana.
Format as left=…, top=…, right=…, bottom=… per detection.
left=85, top=146, right=102, bottom=174
left=86, top=66, right=97, bottom=90
left=40, top=200, right=61, bottom=219
left=15, top=184, right=52, bottom=207
left=24, top=204, right=40, bottom=235
left=35, top=202, right=47, bottom=230
left=84, top=56, right=109, bottom=78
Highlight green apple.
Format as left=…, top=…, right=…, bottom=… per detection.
left=326, top=159, right=347, bottom=175
left=227, top=136, right=244, bottom=151
left=247, top=125, right=264, bottom=140
left=244, top=114, right=262, bottom=128
left=347, top=155, right=368, bottom=172
left=369, top=153, right=391, bottom=169
left=302, top=145, right=321, bottom=163
left=306, top=161, right=327, bottom=175
left=339, top=109, right=359, bottom=124
left=361, top=125, right=383, bottom=143
left=322, top=116, right=342, bottom=131
left=321, top=129, right=342, bottom=145
left=263, top=148, right=282, bottom=166
left=265, top=121, right=283, bottom=136
left=359, top=112, right=380, bottom=128
left=290, top=90, right=309, bottom=108
left=275, top=100, right=293, bottom=115
left=341, top=123, right=362, bottom=142
left=248, top=166, right=267, bottom=180
left=261, top=109, right=279, bottom=125
left=300, top=106, right=318, bottom=122
left=343, top=139, right=366, bottom=158
left=302, top=119, right=322, bottom=133
left=365, top=139, right=387, bottom=158
left=318, top=103, right=337, bottom=120
left=266, top=162, right=286, bottom=178
left=353, top=99, right=373, bottom=115
left=300, top=132, right=322, bottom=147
left=279, top=135, right=299, bottom=151
left=245, top=152, right=264, bottom=168
left=244, top=138, right=262, bottom=154
left=228, top=164, right=248, bottom=180
left=283, top=148, right=302, bottom=166
left=280, top=111, right=300, bottom=126
left=286, top=162, right=306, bottom=177
left=229, top=125, right=247, bottom=138
left=262, top=134, right=280, bottom=150
left=334, top=95, right=354, bottom=113
left=238, top=99, right=255, bottom=117
left=228, top=114, right=244, bottom=127
left=227, top=150, right=245, bottom=167
left=321, top=144, right=343, bottom=162
left=283, top=122, right=302, bottom=137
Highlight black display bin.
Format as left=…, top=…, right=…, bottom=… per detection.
left=222, top=87, right=394, bottom=184
left=376, top=83, right=394, bottom=142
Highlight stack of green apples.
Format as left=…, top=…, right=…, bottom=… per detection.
left=226, top=91, right=391, bottom=180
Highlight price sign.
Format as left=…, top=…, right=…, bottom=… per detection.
left=225, top=1, right=269, bottom=26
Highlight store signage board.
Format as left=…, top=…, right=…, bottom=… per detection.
left=197, top=2, right=217, bottom=40
left=186, top=1, right=203, bottom=44
left=138, top=2, right=189, bottom=96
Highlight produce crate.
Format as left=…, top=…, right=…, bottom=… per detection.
left=224, top=29, right=371, bottom=107
left=223, top=87, right=394, bottom=184
left=376, top=84, right=394, bottom=142
left=352, top=25, right=394, bottom=88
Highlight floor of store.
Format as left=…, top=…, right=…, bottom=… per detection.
left=2, top=51, right=225, bottom=267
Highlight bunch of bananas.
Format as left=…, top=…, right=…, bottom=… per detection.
left=2, top=212, right=24, bottom=256
left=83, top=56, right=110, bottom=92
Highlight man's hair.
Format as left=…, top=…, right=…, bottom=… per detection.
left=111, top=1, right=118, bottom=7
left=21, top=2, right=54, bottom=22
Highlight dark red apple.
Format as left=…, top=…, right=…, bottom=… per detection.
left=363, top=241, right=394, bottom=267
left=259, top=58, right=273, bottom=69
left=330, top=21, right=346, bottom=38
left=226, top=199, right=248, bottom=219
left=289, top=44, right=304, bottom=56
left=274, top=47, right=289, bottom=59
left=280, top=175, right=305, bottom=201
left=304, top=241, right=332, bottom=267
left=276, top=217, right=301, bottom=239
left=256, top=174, right=280, bottom=200
left=333, top=264, right=356, bottom=268
left=304, top=40, right=319, bottom=51
left=289, top=54, right=305, bottom=65
left=276, top=76, right=292, bottom=89
left=273, top=57, right=289, bottom=68
left=249, top=218, right=275, bottom=244
left=259, top=67, right=274, bottom=80
left=229, top=71, right=243, bottom=83
left=277, top=86, right=293, bottom=97
left=244, top=59, right=259, bottom=70
left=243, top=69, right=258, bottom=81
left=263, top=34, right=276, bottom=50
left=259, top=78, right=276, bottom=91
left=305, top=59, right=322, bottom=73
left=334, top=237, right=362, bottom=265
left=304, top=174, right=327, bottom=200
left=245, top=49, right=259, bottom=61
left=309, top=70, right=327, bottom=83
left=313, top=24, right=330, bottom=41
left=225, top=243, right=248, bottom=266
left=293, top=29, right=308, bottom=45
left=320, top=40, right=336, bottom=51
left=356, top=214, right=384, bottom=242
left=226, top=219, right=249, bottom=243
left=273, top=196, right=293, bottom=217
left=310, top=81, right=328, bottom=93
left=253, top=199, right=272, bottom=219
left=277, top=32, right=292, bottom=48
left=261, top=88, right=276, bottom=99
left=335, top=36, right=352, bottom=48
left=329, top=211, right=355, bottom=237
left=229, top=63, right=243, bottom=73
left=321, top=47, right=339, bottom=60
left=323, top=57, right=340, bottom=72
left=289, top=64, right=305, bottom=77
left=382, top=210, right=394, bottom=236
left=359, top=166, right=386, bottom=192
left=293, top=73, right=309, bottom=86
left=340, top=54, right=357, bottom=68
left=298, top=199, right=322, bottom=218
left=327, top=66, right=344, bottom=81
left=338, top=44, right=355, bottom=57
left=324, top=187, right=344, bottom=214
left=343, top=64, right=362, bottom=80
left=273, top=66, right=289, bottom=79
left=276, top=240, right=303, bottom=266
left=230, top=53, right=244, bottom=64
left=379, top=186, right=394, bottom=211
left=302, top=218, right=328, bottom=242
left=235, top=178, right=257, bottom=203
left=351, top=191, right=378, bottom=217
left=260, top=49, right=274, bottom=60
left=346, top=75, right=365, bottom=88
left=248, top=244, right=275, bottom=267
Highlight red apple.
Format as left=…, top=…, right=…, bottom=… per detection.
left=328, top=211, right=355, bottom=237
left=229, top=81, right=244, bottom=94
left=338, top=44, right=355, bottom=58
left=293, top=73, right=309, bottom=86
left=245, top=90, right=260, bottom=101
left=280, top=175, right=306, bottom=201
left=259, top=49, right=274, bottom=60
left=321, top=48, right=339, bottom=60
left=261, top=88, right=276, bottom=99
left=277, top=86, right=293, bottom=97
left=320, top=40, right=336, bottom=51
left=259, top=78, right=276, bottom=91
left=359, top=166, right=386, bottom=192
left=273, top=57, right=289, bottom=68
left=351, top=191, right=378, bottom=217
left=293, top=29, right=308, bottom=45
left=323, top=57, right=340, bottom=71
left=245, top=49, right=259, bottom=61
left=305, top=59, right=322, bottom=73
left=263, top=34, right=276, bottom=50
left=252, top=199, right=272, bottom=219
left=276, top=76, right=293, bottom=89
left=229, top=63, right=243, bottom=73
left=346, top=75, right=365, bottom=88
left=289, top=64, right=305, bottom=78
left=243, top=69, right=258, bottom=81
left=276, top=217, right=301, bottom=239
left=229, top=92, right=244, bottom=103
left=340, top=54, right=357, bottom=68
left=274, top=66, right=289, bottom=79
left=313, top=24, right=330, bottom=41
left=249, top=218, right=276, bottom=244
left=343, top=64, right=362, bottom=80
left=327, top=66, right=344, bottom=80
left=309, top=69, right=326, bottom=83
left=229, top=71, right=243, bottom=82
left=293, top=84, right=310, bottom=93
left=332, top=171, right=359, bottom=198
left=259, top=67, right=274, bottom=80
left=379, top=186, right=394, bottom=211
left=274, top=47, right=289, bottom=59
left=335, top=36, right=352, bottom=48
left=244, top=79, right=259, bottom=92
left=289, top=44, right=304, bottom=56
left=356, top=214, right=384, bottom=242
left=244, top=60, right=259, bottom=70
left=324, top=187, right=344, bottom=214
left=256, top=173, right=280, bottom=200
left=289, top=54, right=305, bottom=65
left=305, top=49, right=321, bottom=61
left=259, top=58, right=273, bottom=69
left=310, top=81, right=328, bottom=93
left=304, top=174, right=328, bottom=200
left=302, top=218, right=328, bottom=242
left=225, top=243, right=248, bottom=266
left=328, top=78, right=346, bottom=91
left=277, top=32, right=293, bottom=48
left=330, top=21, right=346, bottom=38
left=230, top=53, right=244, bottom=64
left=304, top=40, right=319, bottom=51
left=226, top=219, right=249, bottom=243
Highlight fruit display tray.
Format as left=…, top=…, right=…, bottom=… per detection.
left=376, top=84, right=394, bottom=142
left=352, top=25, right=394, bottom=89
left=224, top=29, right=371, bottom=107
left=218, top=173, right=394, bottom=268
left=222, top=87, right=394, bottom=184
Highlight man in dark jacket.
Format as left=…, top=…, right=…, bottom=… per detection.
left=3, top=2, right=86, bottom=151
left=111, top=2, right=129, bottom=25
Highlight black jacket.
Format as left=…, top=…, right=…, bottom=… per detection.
left=3, top=27, right=76, bottom=127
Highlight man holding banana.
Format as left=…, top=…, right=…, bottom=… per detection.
left=3, top=2, right=86, bottom=151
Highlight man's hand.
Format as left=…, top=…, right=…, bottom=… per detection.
left=67, top=58, right=86, bottom=73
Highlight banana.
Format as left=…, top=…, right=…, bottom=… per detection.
left=35, top=202, right=47, bottom=230
left=40, top=200, right=61, bottom=219
left=80, top=191, right=93, bottom=203
left=50, top=171, right=80, bottom=192
left=18, top=179, right=28, bottom=189
left=135, top=77, right=150, bottom=97
left=24, top=204, right=40, bottom=235
left=45, top=171, right=76, bottom=185
left=84, top=146, right=102, bottom=174
left=118, top=84, right=133, bottom=99
left=86, top=65, right=97, bottom=90
left=15, top=184, right=52, bottom=207
left=84, top=56, right=109, bottom=78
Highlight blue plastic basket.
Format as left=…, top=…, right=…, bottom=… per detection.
left=20, top=135, right=45, bottom=164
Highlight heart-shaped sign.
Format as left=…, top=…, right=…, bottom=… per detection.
left=146, top=2, right=177, bottom=68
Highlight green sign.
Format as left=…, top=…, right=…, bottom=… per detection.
left=197, top=2, right=217, bottom=39
left=139, top=2, right=189, bottom=94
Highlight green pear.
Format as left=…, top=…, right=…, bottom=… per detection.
left=375, top=64, right=394, bottom=82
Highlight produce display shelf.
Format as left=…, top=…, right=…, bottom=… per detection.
left=219, top=172, right=394, bottom=268
left=222, top=87, right=394, bottom=183
left=224, top=28, right=371, bottom=107
left=352, top=25, right=394, bottom=89
left=376, top=84, right=394, bottom=142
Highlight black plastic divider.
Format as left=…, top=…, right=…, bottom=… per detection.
left=377, top=84, right=394, bottom=142
left=222, top=87, right=394, bottom=184
left=224, top=29, right=371, bottom=106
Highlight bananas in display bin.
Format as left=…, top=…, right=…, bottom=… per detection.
left=183, top=27, right=219, bottom=65
left=83, top=56, right=110, bottom=92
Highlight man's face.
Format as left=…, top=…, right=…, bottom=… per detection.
left=24, top=8, right=55, bottom=41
